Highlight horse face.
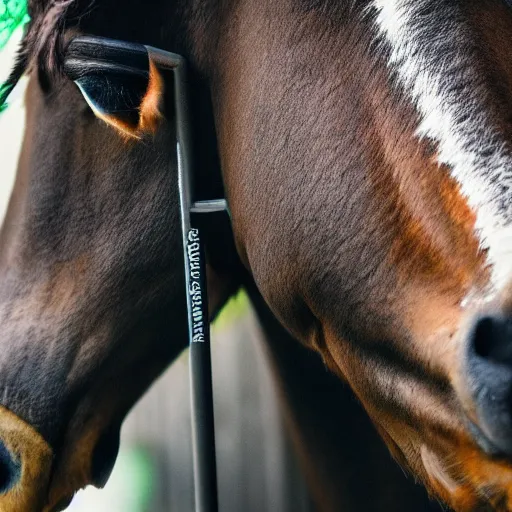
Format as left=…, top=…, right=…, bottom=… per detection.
left=210, top=0, right=512, bottom=509
left=0, top=25, right=193, bottom=512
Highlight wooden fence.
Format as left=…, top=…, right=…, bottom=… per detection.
left=121, top=307, right=312, bottom=512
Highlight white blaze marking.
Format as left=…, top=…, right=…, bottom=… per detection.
left=372, top=0, right=512, bottom=297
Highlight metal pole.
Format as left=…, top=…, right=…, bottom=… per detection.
left=146, top=46, right=220, bottom=512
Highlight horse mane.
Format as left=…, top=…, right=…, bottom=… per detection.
left=0, top=0, right=83, bottom=108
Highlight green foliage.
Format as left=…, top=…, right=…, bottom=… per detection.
left=212, top=289, right=250, bottom=331
left=0, top=83, right=9, bottom=112
left=0, top=1, right=28, bottom=112
left=0, top=0, right=29, bottom=51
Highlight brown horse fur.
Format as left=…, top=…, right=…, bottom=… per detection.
left=3, top=0, right=512, bottom=510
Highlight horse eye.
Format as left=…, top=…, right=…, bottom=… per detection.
left=64, top=36, right=164, bottom=138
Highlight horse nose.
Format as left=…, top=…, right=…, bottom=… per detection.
left=0, top=406, right=53, bottom=511
left=466, top=314, right=512, bottom=455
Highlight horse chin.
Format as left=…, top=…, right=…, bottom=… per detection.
left=43, top=420, right=122, bottom=512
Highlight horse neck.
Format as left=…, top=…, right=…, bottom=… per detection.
left=206, top=0, right=485, bottom=336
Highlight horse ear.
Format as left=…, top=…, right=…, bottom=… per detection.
left=64, top=37, right=164, bottom=138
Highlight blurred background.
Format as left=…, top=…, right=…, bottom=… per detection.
left=0, top=25, right=311, bottom=512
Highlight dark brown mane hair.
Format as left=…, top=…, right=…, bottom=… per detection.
left=0, top=0, right=84, bottom=107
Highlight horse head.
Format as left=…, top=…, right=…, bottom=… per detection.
left=211, top=0, right=512, bottom=509
left=2, top=0, right=512, bottom=510
left=0, top=1, right=238, bottom=509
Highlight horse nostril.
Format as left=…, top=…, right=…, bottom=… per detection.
left=0, top=441, right=21, bottom=494
left=471, top=315, right=512, bottom=365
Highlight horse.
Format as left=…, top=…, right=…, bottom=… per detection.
left=2, top=0, right=512, bottom=510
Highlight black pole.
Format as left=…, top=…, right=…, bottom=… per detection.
left=186, top=225, right=219, bottom=512
left=146, top=46, right=220, bottom=512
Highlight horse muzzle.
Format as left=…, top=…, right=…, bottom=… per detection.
left=0, top=406, right=53, bottom=511
left=464, top=313, right=512, bottom=456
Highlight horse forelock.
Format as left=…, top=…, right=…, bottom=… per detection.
left=371, top=0, right=512, bottom=299
left=1, top=0, right=83, bottom=108
left=29, top=0, right=80, bottom=69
